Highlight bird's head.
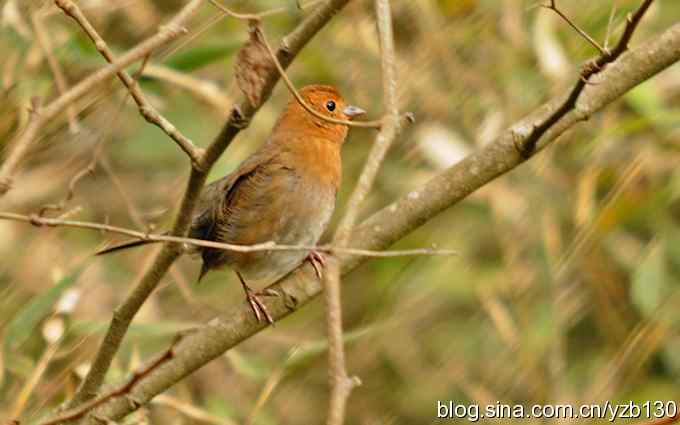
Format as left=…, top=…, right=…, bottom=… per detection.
left=273, top=84, right=365, bottom=144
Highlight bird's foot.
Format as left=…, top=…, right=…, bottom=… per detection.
left=306, top=250, right=327, bottom=280
left=237, top=272, right=275, bottom=324
left=244, top=287, right=274, bottom=325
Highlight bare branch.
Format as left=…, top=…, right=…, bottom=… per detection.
left=30, top=10, right=80, bottom=133
left=253, top=24, right=383, bottom=129
left=54, top=0, right=204, bottom=168
left=208, top=0, right=325, bottom=21
left=209, top=0, right=410, bottom=130
left=0, top=211, right=458, bottom=258
left=325, top=0, right=401, bottom=423
left=519, top=0, right=654, bottom=156
left=37, top=337, right=180, bottom=425
left=542, top=0, right=608, bottom=55
left=207, top=0, right=260, bottom=21
left=0, top=0, right=201, bottom=197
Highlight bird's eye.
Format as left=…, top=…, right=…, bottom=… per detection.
left=325, top=100, right=336, bottom=112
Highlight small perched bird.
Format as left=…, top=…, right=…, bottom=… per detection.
left=98, top=85, right=365, bottom=323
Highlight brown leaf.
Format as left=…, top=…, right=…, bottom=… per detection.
left=234, top=20, right=274, bottom=108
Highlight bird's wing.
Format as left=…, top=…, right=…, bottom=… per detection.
left=189, top=148, right=277, bottom=241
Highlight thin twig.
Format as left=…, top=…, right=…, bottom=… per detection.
left=30, top=10, right=80, bottom=133
left=209, top=0, right=405, bottom=130
left=604, top=5, right=618, bottom=52
left=253, top=25, right=383, bottom=129
left=519, top=0, right=654, bottom=156
left=208, top=0, right=325, bottom=21
left=37, top=338, right=180, bottom=425
left=324, top=0, right=401, bottom=424
left=542, top=0, right=608, bottom=55
left=9, top=339, right=61, bottom=420
left=207, top=0, right=260, bottom=21
left=0, top=0, right=201, bottom=198
left=0, top=211, right=458, bottom=258
left=54, top=0, right=204, bottom=168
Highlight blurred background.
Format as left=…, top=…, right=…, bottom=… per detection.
left=1, top=0, right=679, bottom=423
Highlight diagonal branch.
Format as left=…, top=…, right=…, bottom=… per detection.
left=542, top=0, right=608, bottom=55
left=208, top=0, right=383, bottom=129
left=254, top=24, right=383, bottom=129
left=62, top=0, right=356, bottom=413
left=519, top=0, right=654, bottom=156
left=30, top=10, right=80, bottom=134
left=72, top=19, right=680, bottom=425
left=54, top=0, right=204, bottom=167
left=0, top=0, right=202, bottom=198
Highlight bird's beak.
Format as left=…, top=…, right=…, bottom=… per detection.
left=343, top=105, right=366, bottom=120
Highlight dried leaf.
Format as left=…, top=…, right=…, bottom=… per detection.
left=234, top=21, right=274, bottom=108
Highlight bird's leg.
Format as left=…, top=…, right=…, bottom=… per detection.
left=306, top=250, right=327, bottom=280
left=237, top=272, right=274, bottom=324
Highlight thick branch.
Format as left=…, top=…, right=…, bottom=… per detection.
left=63, top=0, right=355, bottom=413
left=76, top=21, right=680, bottom=425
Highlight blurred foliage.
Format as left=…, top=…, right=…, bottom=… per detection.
left=1, top=0, right=679, bottom=424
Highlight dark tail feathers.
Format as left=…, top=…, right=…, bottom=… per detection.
left=96, top=239, right=160, bottom=255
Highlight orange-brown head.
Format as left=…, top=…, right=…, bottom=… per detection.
left=272, top=85, right=365, bottom=144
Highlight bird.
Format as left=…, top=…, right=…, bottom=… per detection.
left=97, top=84, right=366, bottom=324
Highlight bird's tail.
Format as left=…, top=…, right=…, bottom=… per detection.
left=96, top=239, right=161, bottom=255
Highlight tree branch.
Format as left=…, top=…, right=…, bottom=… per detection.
left=519, top=0, right=654, bottom=156
left=0, top=0, right=201, bottom=198
left=0, top=211, right=457, bottom=258
left=30, top=10, right=80, bottom=134
left=54, top=0, right=204, bottom=167
left=71, top=19, right=680, bottom=425
left=324, top=0, right=400, bottom=423
left=61, top=0, right=356, bottom=413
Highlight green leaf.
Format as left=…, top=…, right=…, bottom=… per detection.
left=4, top=267, right=84, bottom=350
left=631, top=243, right=668, bottom=318
left=165, top=42, right=241, bottom=72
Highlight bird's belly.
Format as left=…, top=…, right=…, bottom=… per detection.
left=222, top=176, right=335, bottom=283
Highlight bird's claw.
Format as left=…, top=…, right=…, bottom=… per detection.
left=306, top=250, right=327, bottom=280
left=245, top=288, right=274, bottom=325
